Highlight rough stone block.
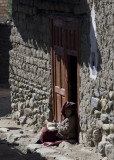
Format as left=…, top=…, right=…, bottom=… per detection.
left=94, top=88, right=100, bottom=97
left=96, top=120, right=103, bottom=129
left=26, top=118, right=34, bottom=126
left=110, top=124, right=114, bottom=132
left=24, top=108, right=32, bottom=116
left=98, top=141, right=109, bottom=156
left=105, top=144, right=114, bottom=160
left=91, top=97, right=100, bottom=109
left=100, top=99, right=107, bottom=108
left=27, top=144, right=41, bottom=153
left=94, top=110, right=101, bottom=118
left=101, top=114, right=109, bottom=123
left=109, top=91, right=114, bottom=100
left=108, top=101, right=113, bottom=110
left=93, top=129, right=102, bottom=142
left=106, top=134, right=114, bottom=145
left=103, top=124, right=110, bottom=131
left=19, top=116, right=26, bottom=125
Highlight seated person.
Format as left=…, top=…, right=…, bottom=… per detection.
left=35, top=101, right=77, bottom=145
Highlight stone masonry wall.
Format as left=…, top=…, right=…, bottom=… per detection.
left=9, top=0, right=90, bottom=130
left=9, top=0, right=113, bottom=159
left=79, top=1, right=114, bottom=159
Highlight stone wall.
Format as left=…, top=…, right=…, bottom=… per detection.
left=10, top=0, right=52, bottom=129
left=9, top=0, right=114, bottom=159
left=79, top=1, right=114, bottom=159
left=9, top=0, right=90, bottom=129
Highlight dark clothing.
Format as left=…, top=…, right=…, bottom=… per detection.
left=40, top=126, right=62, bottom=143
left=39, top=101, right=77, bottom=143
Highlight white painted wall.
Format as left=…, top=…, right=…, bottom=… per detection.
left=90, top=1, right=98, bottom=80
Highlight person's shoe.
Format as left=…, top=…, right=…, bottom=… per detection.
left=35, top=139, right=42, bottom=144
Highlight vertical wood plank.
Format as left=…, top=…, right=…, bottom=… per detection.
left=55, top=55, right=61, bottom=86
left=57, top=94, right=61, bottom=121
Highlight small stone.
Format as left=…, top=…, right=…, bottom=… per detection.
left=109, top=91, right=114, bottom=100
left=27, top=144, right=41, bottom=153
left=103, top=124, right=110, bottom=131
left=106, top=134, right=114, bottom=145
left=19, top=130, right=24, bottom=134
left=108, top=101, right=113, bottom=110
left=42, top=87, right=47, bottom=91
left=101, top=114, right=109, bottom=123
left=91, top=97, right=100, bottom=109
left=26, top=118, right=34, bottom=126
left=100, top=99, right=107, bottom=108
left=102, top=135, right=107, bottom=141
left=98, top=141, right=109, bottom=155
left=19, top=116, right=26, bottom=125
left=94, top=88, right=100, bottom=97
left=29, top=98, right=34, bottom=108
left=12, top=111, right=21, bottom=120
left=105, top=144, right=114, bottom=160
left=25, top=100, right=29, bottom=107
left=108, top=113, right=114, bottom=123
left=59, top=141, right=73, bottom=149
left=110, top=124, right=114, bottom=132
left=0, top=128, right=9, bottom=133
left=24, top=108, right=32, bottom=116
left=93, top=129, right=102, bottom=142
left=96, top=120, right=103, bottom=129
left=94, top=110, right=101, bottom=118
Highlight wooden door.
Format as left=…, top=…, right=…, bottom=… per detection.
left=51, top=18, right=80, bottom=122
left=51, top=19, right=68, bottom=121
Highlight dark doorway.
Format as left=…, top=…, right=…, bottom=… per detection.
left=68, top=55, right=77, bottom=104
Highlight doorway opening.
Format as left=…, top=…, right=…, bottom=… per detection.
left=68, top=55, right=77, bottom=104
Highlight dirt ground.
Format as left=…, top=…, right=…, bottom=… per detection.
left=0, top=119, right=103, bottom=160
left=0, top=87, right=103, bottom=160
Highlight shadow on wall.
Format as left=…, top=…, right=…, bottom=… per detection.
left=79, top=0, right=102, bottom=75
left=11, top=0, right=102, bottom=74
left=0, top=24, right=12, bottom=85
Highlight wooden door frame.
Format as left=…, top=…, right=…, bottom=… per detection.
left=50, top=17, right=80, bottom=121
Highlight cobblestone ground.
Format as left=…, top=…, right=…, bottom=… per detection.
left=0, top=85, right=11, bottom=117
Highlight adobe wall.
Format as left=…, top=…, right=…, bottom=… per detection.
left=9, top=0, right=113, bottom=158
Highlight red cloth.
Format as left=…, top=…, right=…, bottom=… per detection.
left=40, top=125, right=61, bottom=143
left=41, top=139, right=76, bottom=146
